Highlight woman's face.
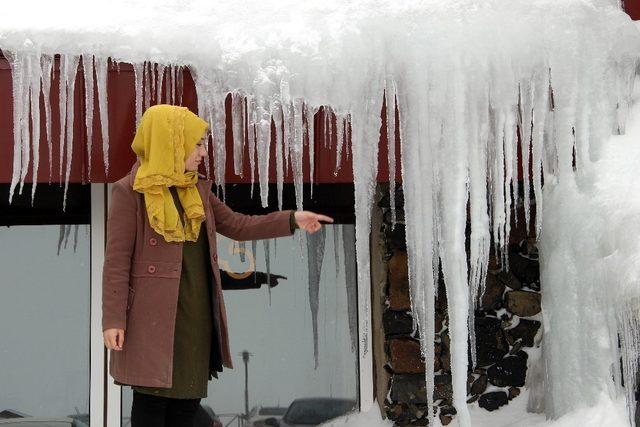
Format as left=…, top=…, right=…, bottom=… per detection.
left=184, top=138, right=208, bottom=172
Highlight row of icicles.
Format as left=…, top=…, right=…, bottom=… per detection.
left=4, top=52, right=357, bottom=210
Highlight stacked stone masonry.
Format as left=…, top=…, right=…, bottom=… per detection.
left=378, top=184, right=541, bottom=426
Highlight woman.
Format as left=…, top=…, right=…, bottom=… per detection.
left=102, top=105, right=333, bottom=427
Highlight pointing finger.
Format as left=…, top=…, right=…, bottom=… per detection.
left=316, top=214, right=334, bottom=223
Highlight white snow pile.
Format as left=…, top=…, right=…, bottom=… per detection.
left=468, top=389, right=628, bottom=426
left=534, top=76, right=640, bottom=424
left=2, top=1, right=640, bottom=426
left=319, top=401, right=393, bottom=427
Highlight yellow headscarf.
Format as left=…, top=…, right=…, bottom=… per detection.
left=131, top=105, right=209, bottom=242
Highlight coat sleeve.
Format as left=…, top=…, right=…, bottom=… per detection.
left=102, top=181, right=138, bottom=331
left=208, top=191, right=295, bottom=242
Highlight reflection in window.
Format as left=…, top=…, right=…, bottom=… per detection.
left=0, top=225, right=91, bottom=427
left=208, top=224, right=359, bottom=426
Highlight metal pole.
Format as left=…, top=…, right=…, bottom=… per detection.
left=242, top=350, right=250, bottom=425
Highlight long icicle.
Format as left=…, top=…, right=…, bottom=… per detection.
left=28, top=52, right=42, bottom=202
left=41, top=54, right=54, bottom=184
left=95, top=56, right=110, bottom=174
left=62, top=55, right=80, bottom=211
left=82, top=53, right=95, bottom=179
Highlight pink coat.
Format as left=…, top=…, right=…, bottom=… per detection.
left=102, top=162, right=294, bottom=387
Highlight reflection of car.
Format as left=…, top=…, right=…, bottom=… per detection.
left=264, top=398, right=356, bottom=427
left=0, top=418, right=76, bottom=426
left=66, top=415, right=89, bottom=427
left=0, top=410, right=89, bottom=427
left=195, top=405, right=223, bottom=427
left=248, top=406, right=288, bottom=426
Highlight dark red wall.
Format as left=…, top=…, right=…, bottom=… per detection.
left=625, top=0, right=640, bottom=20
left=0, top=53, right=401, bottom=185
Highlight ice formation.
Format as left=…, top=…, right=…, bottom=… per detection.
left=538, top=80, right=640, bottom=422
left=307, top=225, right=326, bottom=369
left=2, top=0, right=640, bottom=424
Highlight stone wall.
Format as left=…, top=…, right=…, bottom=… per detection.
left=375, top=184, right=542, bottom=425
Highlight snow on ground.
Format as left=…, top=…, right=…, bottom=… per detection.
left=319, top=401, right=393, bottom=427
left=469, top=391, right=628, bottom=427
left=317, top=391, right=627, bottom=427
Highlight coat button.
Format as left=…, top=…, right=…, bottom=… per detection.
left=149, top=238, right=158, bottom=246
left=148, top=265, right=156, bottom=274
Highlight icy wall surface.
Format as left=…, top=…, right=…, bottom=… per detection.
left=2, top=1, right=640, bottom=424
left=539, top=78, right=640, bottom=423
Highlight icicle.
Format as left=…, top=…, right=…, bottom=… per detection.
left=143, top=61, right=151, bottom=112
left=520, top=80, right=534, bottom=232
left=467, top=76, right=490, bottom=370
left=177, top=66, right=184, bottom=105
left=82, top=54, right=95, bottom=179
left=385, top=80, right=398, bottom=229
left=531, top=69, right=550, bottom=238
left=435, top=63, right=471, bottom=426
left=333, top=224, right=340, bottom=280
left=346, top=115, right=352, bottom=162
left=306, top=104, right=315, bottom=200
left=503, top=106, right=518, bottom=266
left=272, top=97, right=284, bottom=210
left=150, top=63, right=156, bottom=104
left=156, top=64, right=166, bottom=104
left=73, top=224, right=79, bottom=252
left=397, top=75, right=437, bottom=422
left=63, top=222, right=71, bottom=249
left=28, top=53, right=42, bottom=202
left=171, top=65, right=177, bottom=104
left=490, top=108, right=507, bottom=264
left=232, top=90, right=246, bottom=177
left=322, top=107, right=329, bottom=149
left=165, top=64, right=172, bottom=105
left=57, top=224, right=65, bottom=255
left=17, top=53, right=32, bottom=195
left=292, top=98, right=304, bottom=212
left=342, top=224, right=358, bottom=353
left=255, top=98, right=272, bottom=208
left=247, top=94, right=257, bottom=199
left=40, top=54, right=53, bottom=184
left=328, top=106, right=334, bottom=150
left=212, top=99, right=227, bottom=196
left=351, top=67, right=384, bottom=379
left=335, top=115, right=345, bottom=176
left=307, top=225, right=326, bottom=369
left=280, top=79, right=292, bottom=174
left=95, top=56, right=110, bottom=174
left=57, top=55, right=67, bottom=184
left=62, top=55, right=80, bottom=211
left=133, top=62, right=144, bottom=125
left=264, top=239, right=272, bottom=304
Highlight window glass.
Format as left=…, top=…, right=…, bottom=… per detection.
left=0, top=224, right=91, bottom=427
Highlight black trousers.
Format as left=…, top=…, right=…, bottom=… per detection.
left=131, top=390, right=201, bottom=427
